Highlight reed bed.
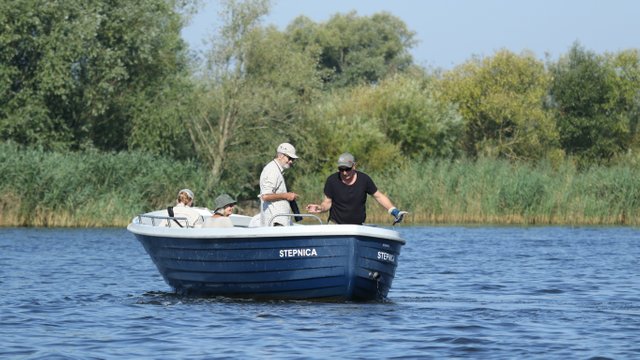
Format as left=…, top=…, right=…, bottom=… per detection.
left=1, top=142, right=639, bottom=227
left=0, top=143, right=211, bottom=227
left=366, top=158, right=640, bottom=226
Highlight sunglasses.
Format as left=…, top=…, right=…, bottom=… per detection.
left=285, top=155, right=296, bottom=162
left=338, top=166, right=353, bottom=172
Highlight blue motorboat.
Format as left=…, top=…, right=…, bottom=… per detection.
left=127, top=210, right=405, bottom=301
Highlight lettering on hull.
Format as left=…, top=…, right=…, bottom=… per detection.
left=279, top=248, right=318, bottom=258
left=377, top=251, right=395, bottom=263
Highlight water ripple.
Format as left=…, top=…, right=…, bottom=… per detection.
left=1, top=227, right=639, bottom=359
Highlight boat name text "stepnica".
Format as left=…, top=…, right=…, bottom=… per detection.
left=279, top=248, right=318, bottom=258
left=377, top=251, right=395, bottom=262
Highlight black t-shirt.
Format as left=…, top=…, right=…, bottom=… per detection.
left=324, top=171, right=378, bottom=224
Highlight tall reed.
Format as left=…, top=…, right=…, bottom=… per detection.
left=0, top=143, right=211, bottom=227
left=2, top=142, right=639, bottom=227
left=365, top=158, right=640, bottom=225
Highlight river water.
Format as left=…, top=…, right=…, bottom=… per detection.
left=1, top=226, right=639, bottom=359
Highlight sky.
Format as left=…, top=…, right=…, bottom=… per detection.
left=181, top=0, right=640, bottom=69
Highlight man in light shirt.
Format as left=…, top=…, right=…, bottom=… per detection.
left=259, top=143, right=299, bottom=226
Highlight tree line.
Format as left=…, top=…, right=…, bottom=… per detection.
left=2, top=0, right=639, bottom=200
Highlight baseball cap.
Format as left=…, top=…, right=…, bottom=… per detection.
left=277, top=143, right=298, bottom=159
left=337, top=152, right=355, bottom=168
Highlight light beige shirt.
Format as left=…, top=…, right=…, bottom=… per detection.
left=171, top=204, right=205, bottom=228
left=259, top=160, right=292, bottom=226
left=203, top=216, right=234, bottom=228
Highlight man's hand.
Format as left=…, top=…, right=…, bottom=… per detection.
left=389, top=207, right=408, bottom=225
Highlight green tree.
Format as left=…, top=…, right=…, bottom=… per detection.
left=438, top=50, right=558, bottom=161
left=285, top=11, right=417, bottom=88
left=189, top=0, right=322, bottom=196
left=302, top=74, right=463, bottom=174
left=0, top=0, right=191, bottom=152
left=607, top=49, right=640, bottom=152
left=303, top=88, right=402, bottom=174
left=370, top=74, right=464, bottom=160
left=549, top=43, right=637, bottom=163
left=127, top=75, right=196, bottom=160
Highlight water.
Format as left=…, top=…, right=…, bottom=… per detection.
left=1, top=226, right=639, bottom=359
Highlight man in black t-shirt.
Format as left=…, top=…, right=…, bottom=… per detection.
left=306, top=153, right=408, bottom=225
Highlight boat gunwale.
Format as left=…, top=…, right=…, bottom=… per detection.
left=128, top=213, right=405, bottom=244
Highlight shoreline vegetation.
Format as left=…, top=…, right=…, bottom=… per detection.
left=2, top=143, right=639, bottom=228
left=4, top=3, right=640, bottom=229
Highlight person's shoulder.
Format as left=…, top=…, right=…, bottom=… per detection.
left=172, top=206, right=201, bottom=216
left=193, top=207, right=212, bottom=215
left=326, top=172, right=340, bottom=182
left=264, top=160, right=282, bottom=171
left=356, top=171, right=372, bottom=180
left=357, top=171, right=376, bottom=185
left=260, top=161, right=276, bottom=175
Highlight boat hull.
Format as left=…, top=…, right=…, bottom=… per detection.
left=130, top=223, right=404, bottom=301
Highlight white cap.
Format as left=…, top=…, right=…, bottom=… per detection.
left=277, top=143, right=298, bottom=159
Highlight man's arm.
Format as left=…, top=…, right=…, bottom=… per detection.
left=373, top=191, right=408, bottom=225
left=372, top=191, right=394, bottom=210
left=306, top=196, right=332, bottom=213
left=260, top=167, right=297, bottom=202
left=261, top=192, right=298, bottom=202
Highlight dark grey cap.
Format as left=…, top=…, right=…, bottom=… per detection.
left=337, top=152, right=355, bottom=168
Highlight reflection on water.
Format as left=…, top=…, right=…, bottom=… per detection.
left=1, top=226, right=639, bottom=359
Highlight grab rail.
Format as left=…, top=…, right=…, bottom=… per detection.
left=136, top=214, right=193, bottom=228
left=268, top=213, right=323, bottom=226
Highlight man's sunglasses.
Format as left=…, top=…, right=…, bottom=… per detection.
left=338, top=166, right=353, bottom=172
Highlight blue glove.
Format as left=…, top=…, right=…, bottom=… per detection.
left=389, top=207, right=408, bottom=225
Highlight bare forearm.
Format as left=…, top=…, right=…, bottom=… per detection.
left=262, top=192, right=297, bottom=202
left=373, top=191, right=394, bottom=211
